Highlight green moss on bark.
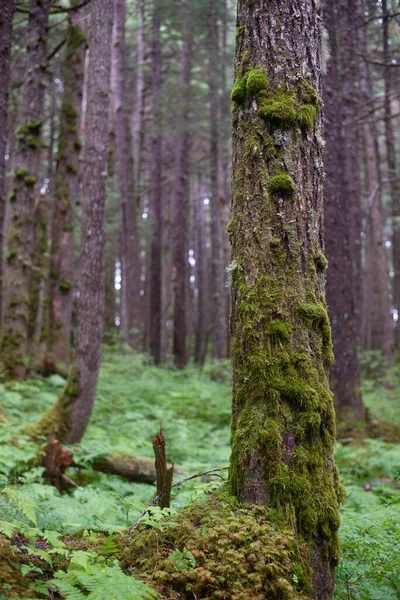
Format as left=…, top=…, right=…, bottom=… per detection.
left=269, top=173, right=295, bottom=195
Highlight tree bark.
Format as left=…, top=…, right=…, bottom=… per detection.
left=63, top=0, right=114, bottom=444
left=49, top=15, right=86, bottom=372
left=382, top=0, right=400, bottom=350
left=132, top=0, right=146, bottom=194
left=207, top=0, right=227, bottom=360
left=149, top=4, right=163, bottom=365
left=323, top=0, right=364, bottom=423
left=2, top=0, right=50, bottom=380
left=112, top=0, right=142, bottom=351
left=172, top=0, right=192, bottom=368
left=194, top=177, right=207, bottom=366
left=230, top=2, right=343, bottom=597
left=0, top=0, right=15, bottom=328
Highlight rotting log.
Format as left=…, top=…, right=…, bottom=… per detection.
left=92, top=451, right=163, bottom=485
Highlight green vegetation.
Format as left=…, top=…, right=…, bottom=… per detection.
left=0, top=351, right=399, bottom=598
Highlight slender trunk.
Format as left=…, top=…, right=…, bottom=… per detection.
left=133, top=0, right=146, bottom=191
left=149, top=6, right=163, bottom=365
left=0, top=1, right=15, bottom=327
left=49, top=15, right=86, bottom=372
left=323, top=0, right=364, bottom=423
left=64, top=0, right=114, bottom=444
left=230, top=2, right=342, bottom=597
left=172, top=0, right=192, bottom=368
left=112, top=0, right=142, bottom=350
left=359, top=31, right=393, bottom=360
left=2, top=0, right=50, bottom=380
left=207, top=0, right=227, bottom=360
left=383, top=0, right=400, bottom=350
left=194, top=178, right=206, bottom=366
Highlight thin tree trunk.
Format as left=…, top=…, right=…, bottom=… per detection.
left=132, top=0, right=146, bottom=192
left=207, top=0, right=227, bottom=360
left=112, top=0, right=142, bottom=350
left=149, top=5, right=163, bottom=365
left=323, top=0, right=364, bottom=424
left=0, top=0, right=15, bottom=327
left=195, top=177, right=207, bottom=366
left=172, top=0, right=192, bottom=368
left=49, top=15, right=86, bottom=372
left=382, top=0, right=400, bottom=350
left=64, top=0, right=114, bottom=444
left=230, top=2, right=342, bottom=597
left=2, top=0, right=50, bottom=380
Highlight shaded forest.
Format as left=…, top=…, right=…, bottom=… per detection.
left=0, top=0, right=400, bottom=599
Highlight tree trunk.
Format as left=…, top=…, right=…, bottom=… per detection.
left=63, top=0, right=114, bottom=444
left=172, top=0, right=192, bottom=368
left=323, top=0, right=364, bottom=424
left=112, top=0, right=142, bottom=351
left=207, top=0, right=227, bottom=360
left=382, top=0, right=400, bottom=350
left=132, top=0, right=146, bottom=193
left=1, top=0, right=50, bottom=380
left=359, top=34, right=393, bottom=361
left=49, top=15, right=86, bottom=372
left=0, top=0, right=15, bottom=328
left=194, top=177, right=207, bottom=366
left=149, top=5, right=163, bottom=365
left=229, top=2, right=343, bottom=598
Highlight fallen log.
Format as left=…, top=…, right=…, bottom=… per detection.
left=91, top=451, right=160, bottom=485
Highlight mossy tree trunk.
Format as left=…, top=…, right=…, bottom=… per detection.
left=62, top=0, right=113, bottom=444
left=229, top=2, right=343, bottom=598
left=1, top=0, right=50, bottom=380
left=207, top=0, right=227, bottom=360
left=49, top=13, right=86, bottom=373
left=323, top=0, right=364, bottom=424
left=172, top=0, right=192, bottom=368
left=112, top=0, right=142, bottom=351
left=0, top=0, right=15, bottom=328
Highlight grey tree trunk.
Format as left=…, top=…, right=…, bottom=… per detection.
left=207, top=0, right=227, bottom=360
left=64, top=0, right=114, bottom=444
left=49, top=14, right=86, bottom=372
left=112, top=0, right=142, bottom=350
left=0, top=0, right=15, bottom=328
left=172, top=0, right=192, bottom=368
left=194, top=176, right=207, bottom=366
left=230, top=1, right=342, bottom=598
left=2, top=0, right=50, bottom=379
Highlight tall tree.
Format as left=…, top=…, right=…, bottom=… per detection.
left=112, top=0, right=141, bottom=350
left=30, top=0, right=114, bottom=443
left=149, top=2, right=163, bottom=364
left=1, top=0, right=50, bottom=379
left=172, top=0, right=192, bottom=368
left=229, top=1, right=342, bottom=597
left=323, top=0, right=364, bottom=424
left=0, top=0, right=15, bottom=327
left=382, top=0, right=400, bottom=349
left=49, top=13, right=86, bottom=372
left=207, top=0, right=227, bottom=359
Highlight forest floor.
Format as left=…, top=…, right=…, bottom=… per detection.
left=0, top=348, right=399, bottom=599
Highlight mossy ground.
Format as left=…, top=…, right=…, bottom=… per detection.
left=123, top=495, right=311, bottom=599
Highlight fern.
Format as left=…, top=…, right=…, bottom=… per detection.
left=50, top=553, right=159, bottom=600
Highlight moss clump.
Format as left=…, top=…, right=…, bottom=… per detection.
left=10, top=189, right=16, bottom=202
left=269, top=173, right=295, bottom=196
left=59, top=279, right=72, bottom=292
left=258, top=93, right=296, bottom=126
left=298, top=79, right=319, bottom=107
left=266, top=320, right=292, bottom=341
left=246, top=67, right=269, bottom=97
left=16, top=168, right=28, bottom=179
left=297, top=105, right=317, bottom=131
left=314, top=252, right=328, bottom=271
left=123, top=496, right=311, bottom=599
left=24, top=175, right=37, bottom=185
left=231, top=77, right=247, bottom=104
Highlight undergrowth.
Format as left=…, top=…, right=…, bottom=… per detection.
left=0, top=349, right=399, bottom=598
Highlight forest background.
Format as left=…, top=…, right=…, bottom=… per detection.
left=1, top=0, right=400, bottom=599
